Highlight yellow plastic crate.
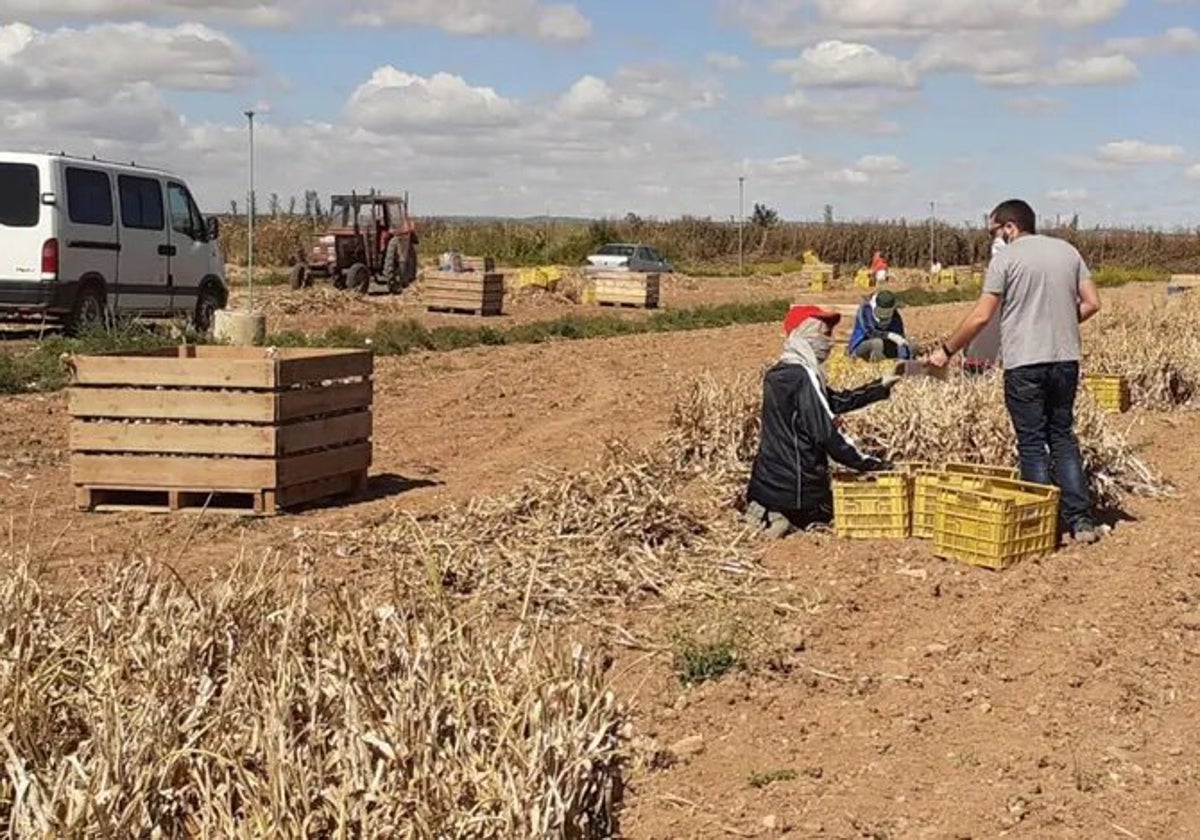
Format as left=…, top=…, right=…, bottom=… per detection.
left=854, top=268, right=874, bottom=289
left=832, top=472, right=911, bottom=539
left=1082, top=374, right=1131, bottom=413
left=910, top=464, right=1021, bottom=540
left=933, top=479, right=1060, bottom=570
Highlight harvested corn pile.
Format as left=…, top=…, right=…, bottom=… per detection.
left=0, top=560, right=626, bottom=838
left=666, top=373, right=1168, bottom=512
left=1083, top=304, right=1200, bottom=409
left=327, top=448, right=760, bottom=612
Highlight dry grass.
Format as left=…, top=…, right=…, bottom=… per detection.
left=1084, top=304, right=1200, bottom=410
left=665, top=372, right=1168, bottom=512
left=322, top=447, right=762, bottom=614
left=0, top=559, right=626, bottom=838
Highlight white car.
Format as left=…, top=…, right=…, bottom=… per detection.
left=0, top=151, right=227, bottom=333
left=584, top=243, right=673, bottom=274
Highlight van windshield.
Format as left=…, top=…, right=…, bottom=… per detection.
left=0, top=163, right=40, bottom=228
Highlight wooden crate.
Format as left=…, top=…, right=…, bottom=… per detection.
left=461, top=255, right=496, bottom=274
left=593, top=272, right=660, bottom=309
left=423, top=271, right=505, bottom=316
left=68, top=345, right=373, bottom=515
left=800, top=263, right=835, bottom=291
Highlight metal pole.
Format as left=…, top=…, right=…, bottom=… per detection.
left=244, top=110, right=255, bottom=310
left=738, top=176, right=745, bottom=276
left=929, top=200, right=935, bottom=269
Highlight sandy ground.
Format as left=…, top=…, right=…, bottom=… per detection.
left=0, top=279, right=1193, bottom=838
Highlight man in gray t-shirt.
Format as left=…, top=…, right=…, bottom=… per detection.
left=928, top=199, right=1103, bottom=544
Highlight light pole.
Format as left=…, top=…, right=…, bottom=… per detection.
left=244, top=109, right=256, bottom=310
left=738, top=175, right=745, bottom=276
left=928, top=200, right=936, bottom=270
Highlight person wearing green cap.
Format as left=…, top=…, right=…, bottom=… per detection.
left=848, top=289, right=913, bottom=361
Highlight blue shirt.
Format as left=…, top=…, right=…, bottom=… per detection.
left=848, top=299, right=908, bottom=358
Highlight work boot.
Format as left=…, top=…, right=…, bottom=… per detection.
left=762, top=511, right=793, bottom=540
left=1072, top=520, right=1100, bottom=545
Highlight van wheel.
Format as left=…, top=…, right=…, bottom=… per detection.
left=290, top=265, right=308, bottom=290
left=67, top=284, right=106, bottom=336
left=193, top=286, right=224, bottom=333
left=345, top=263, right=370, bottom=295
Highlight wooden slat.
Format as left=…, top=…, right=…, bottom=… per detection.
left=277, top=443, right=372, bottom=487
left=424, top=296, right=506, bottom=307
left=276, top=469, right=368, bottom=509
left=276, top=350, right=373, bottom=387
left=70, top=421, right=276, bottom=457
left=71, top=454, right=276, bottom=489
left=71, top=356, right=276, bottom=389
left=277, top=381, right=373, bottom=421
left=69, top=388, right=276, bottom=422
left=278, top=412, right=372, bottom=455
left=422, top=283, right=505, bottom=296
left=423, top=288, right=506, bottom=299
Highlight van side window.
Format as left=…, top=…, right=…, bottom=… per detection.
left=167, top=182, right=206, bottom=242
left=118, top=176, right=164, bottom=231
left=66, top=167, right=113, bottom=227
left=0, top=163, right=39, bottom=227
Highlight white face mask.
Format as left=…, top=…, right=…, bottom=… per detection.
left=810, top=334, right=833, bottom=363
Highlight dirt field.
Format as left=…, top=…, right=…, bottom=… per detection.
left=226, top=269, right=869, bottom=335
left=1, top=280, right=1194, bottom=837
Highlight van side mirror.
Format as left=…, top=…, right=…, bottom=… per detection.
left=206, top=217, right=220, bottom=240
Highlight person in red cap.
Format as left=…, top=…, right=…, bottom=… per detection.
left=744, top=306, right=900, bottom=538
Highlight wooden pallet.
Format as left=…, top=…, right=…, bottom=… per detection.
left=68, top=345, right=374, bottom=515
left=422, top=271, right=505, bottom=316
left=592, top=272, right=660, bottom=309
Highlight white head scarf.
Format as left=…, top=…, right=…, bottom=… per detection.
left=779, top=318, right=833, bottom=382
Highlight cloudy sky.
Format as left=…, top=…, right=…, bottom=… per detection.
left=2, top=0, right=1198, bottom=225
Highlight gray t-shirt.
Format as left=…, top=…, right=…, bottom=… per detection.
left=982, top=234, right=1088, bottom=369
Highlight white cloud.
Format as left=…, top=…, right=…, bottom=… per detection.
left=705, top=51, right=745, bottom=71
left=774, top=40, right=918, bottom=88
left=825, top=154, right=909, bottom=186
left=0, top=21, right=256, bottom=95
left=1105, top=26, right=1200, bottom=54
left=732, top=0, right=1127, bottom=45
left=611, top=63, right=725, bottom=112
left=1050, top=53, right=1139, bottom=85
left=854, top=154, right=908, bottom=174
left=1007, top=94, right=1063, bottom=113
left=0, top=0, right=594, bottom=40
left=346, top=0, right=591, bottom=42
left=556, top=75, right=653, bottom=121
left=757, top=153, right=814, bottom=177
left=764, top=88, right=909, bottom=133
left=915, top=33, right=1039, bottom=81
left=1095, top=140, right=1186, bottom=165
left=0, top=0, right=293, bottom=26
left=345, top=67, right=520, bottom=132
left=814, top=0, right=1125, bottom=31
left=555, top=64, right=722, bottom=121
left=1187, top=164, right=1200, bottom=181
left=1047, top=188, right=1089, bottom=202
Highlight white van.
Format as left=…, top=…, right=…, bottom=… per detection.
left=0, top=151, right=227, bottom=332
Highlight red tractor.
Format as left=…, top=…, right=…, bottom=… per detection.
left=291, top=191, right=418, bottom=294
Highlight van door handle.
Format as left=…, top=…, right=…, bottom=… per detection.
left=158, top=244, right=177, bottom=256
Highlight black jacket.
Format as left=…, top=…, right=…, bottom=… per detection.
left=747, top=363, right=890, bottom=512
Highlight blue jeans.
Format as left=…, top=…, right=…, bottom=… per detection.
left=1003, top=362, right=1093, bottom=527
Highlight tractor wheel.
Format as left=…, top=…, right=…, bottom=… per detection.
left=290, top=264, right=308, bottom=290
left=346, top=263, right=370, bottom=295
left=332, top=269, right=347, bottom=290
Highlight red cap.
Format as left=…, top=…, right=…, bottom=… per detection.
left=783, top=304, right=841, bottom=335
